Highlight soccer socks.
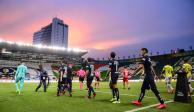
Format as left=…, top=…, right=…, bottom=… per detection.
left=20, top=79, right=24, bottom=92
left=15, top=83, right=19, bottom=92
left=91, top=86, right=94, bottom=93
left=166, top=83, right=173, bottom=92
left=80, top=82, right=83, bottom=90
left=112, top=88, right=115, bottom=98
left=43, top=83, right=47, bottom=92
left=155, top=93, right=164, bottom=104
left=36, top=84, right=41, bottom=92
left=138, top=90, right=145, bottom=102
left=114, top=88, right=120, bottom=101
left=88, top=87, right=91, bottom=97
left=189, top=84, right=193, bottom=93
left=88, top=86, right=95, bottom=97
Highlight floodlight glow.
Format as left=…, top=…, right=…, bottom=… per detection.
left=6, top=41, right=14, bottom=44
left=0, top=39, right=88, bottom=53
left=67, top=48, right=72, bottom=52
left=17, top=41, right=24, bottom=46
left=0, top=38, right=3, bottom=42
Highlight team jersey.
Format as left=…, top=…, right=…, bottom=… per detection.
left=162, top=65, right=173, bottom=77
left=39, top=69, right=48, bottom=80
left=109, top=59, right=119, bottom=77
left=95, top=71, right=101, bottom=78
left=141, top=55, right=153, bottom=77
left=66, top=66, right=72, bottom=78
left=77, top=69, right=86, bottom=77
left=59, top=65, right=67, bottom=78
left=183, top=63, right=192, bottom=77
left=123, top=69, right=129, bottom=78
left=16, top=64, right=28, bottom=78
left=86, top=64, right=95, bottom=79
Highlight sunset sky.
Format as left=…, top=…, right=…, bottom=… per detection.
left=0, top=0, right=194, bottom=58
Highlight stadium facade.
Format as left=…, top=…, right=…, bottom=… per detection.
left=33, top=18, right=68, bottom=48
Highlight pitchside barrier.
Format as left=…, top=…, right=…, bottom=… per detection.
left=174, top=71, right=192, bottom=103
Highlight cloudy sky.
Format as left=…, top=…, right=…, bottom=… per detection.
left=0, top=0, right=194, bottom=58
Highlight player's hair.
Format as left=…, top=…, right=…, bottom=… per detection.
left=87, top=57, right=94, bottom=62
left=110, top=52, right=116, bottom=58
left=141, top=48, right=148, bottom=53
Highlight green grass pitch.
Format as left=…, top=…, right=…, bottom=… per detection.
left=0, top=81, right=193, bottom=112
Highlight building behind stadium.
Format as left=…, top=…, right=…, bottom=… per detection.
left=33, top=18, right=68, bottom=48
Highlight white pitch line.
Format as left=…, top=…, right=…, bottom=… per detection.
left=125, top=100, right=173, bottom=112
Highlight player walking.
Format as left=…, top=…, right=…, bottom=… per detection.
left=161, top=64, right=174, bottom=93
left=35, top=64, right=49, bottom=92
left=85, top=58, right=96, bottom=99
left=77, top=68, right=86, bottom=90
left=107, top=52, right=120, bottom=103
left=15, top=61, right=28, bottom=95
left=132, top=48, right=166, bottom=109
left=123, top=67, right=130, bottom=90
left=94, top=69, right=101, bottom=89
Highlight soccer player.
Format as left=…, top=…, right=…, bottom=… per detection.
left=132, top=48, right=166, bottom=109
left=85, top=58, right=96, bottom=99
left=57, top=61, right=68, bottom=96
left=35, top=64, right=49, bottom=92
left=182, top=60, right=193, bottom=94
left=107, top=52, right=120, bottom=103
left=123, top=67, right=130, bottom=90
left=66, top=63, right=73, bottom=97
left=94, top=69, right=101, bottom=89
left=161, top=64, right=174, bottom=93
left=15, top=61, right=28, bottom=95
left=77, top=68, right=86, bottom=90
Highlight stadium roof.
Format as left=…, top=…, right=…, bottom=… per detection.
left=0, top=39, right=88, bottom=57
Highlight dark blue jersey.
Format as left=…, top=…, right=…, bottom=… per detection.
left=86, top=64, right=94, bottom=79
left=59, top=65, right=67, bottom=78
left=141, top=55, right=153, bottom=78
left=109, top=59, right=119, bottom=77
left=38, top=69, right=48, bottom=80
left=67, top=66, right=72, bottom=78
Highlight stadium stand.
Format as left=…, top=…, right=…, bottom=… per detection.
left=0, top=40, right=87, bottom=80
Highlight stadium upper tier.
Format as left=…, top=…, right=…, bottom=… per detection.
left=0, top=40, right=87, bottom=63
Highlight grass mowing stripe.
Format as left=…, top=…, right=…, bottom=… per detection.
left=73, top=88, right=172, bottom=100
left=125, top=100, right=173, bottom=112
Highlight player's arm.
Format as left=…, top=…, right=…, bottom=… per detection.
left=15, top=67, right=19, bottom=77
left=25, top=66, right=28, bottom=76
left=161, top=67, right=165, bottom=78
left=85, top=70, right=89, bottom=77
left=106, top=68, right=111, bottom=79
left=151, top=66, right=158, bottom=79
left=59, top=69, right=63, bottom=82
left=136, top=62, right=145, bottom=75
